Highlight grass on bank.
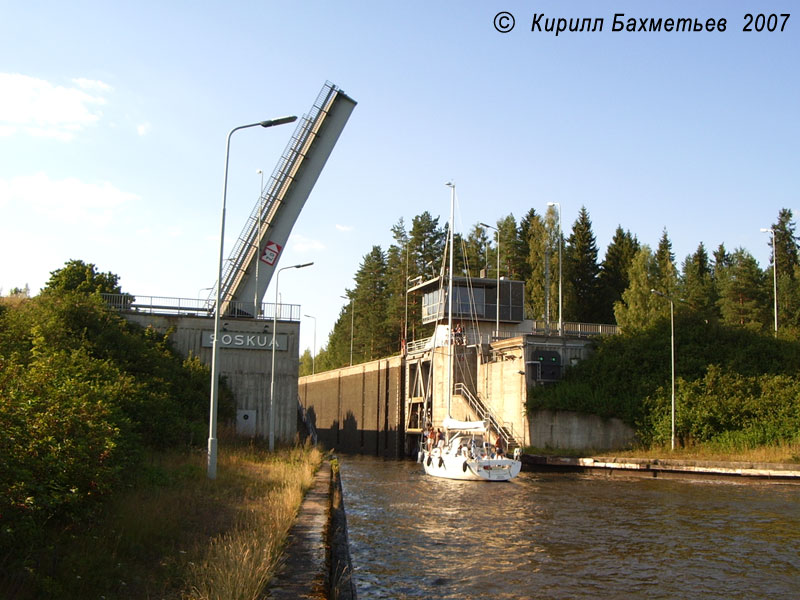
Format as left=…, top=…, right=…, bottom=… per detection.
left=523, top=439, right=800, bottom=464
left=3, top=438, right=323, bottom=600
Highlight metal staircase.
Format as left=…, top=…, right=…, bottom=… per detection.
left=453, top=383, right=522, bottom=451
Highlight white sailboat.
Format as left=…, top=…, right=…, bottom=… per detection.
left=420, top=182, right=522, bottom=482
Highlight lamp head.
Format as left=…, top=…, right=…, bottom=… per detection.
left=260, top=116, right=298, bottom=128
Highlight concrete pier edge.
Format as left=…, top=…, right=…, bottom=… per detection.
left=522, top=453, right=800, bottom=482
left=266, top=458, right=357, bottom=599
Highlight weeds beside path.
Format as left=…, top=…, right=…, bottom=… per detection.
left=2, top=441, right=323, bottom=600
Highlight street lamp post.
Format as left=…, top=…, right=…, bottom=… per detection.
left=651, top=289, right=676, bottom=451
left=760, top=227, right=778, bottom=337
left=270, top=262, right=313, bottom=451
left=479, top=222, right=501, bottom=340
left=304, top=313, right=316, bottom=375
left=208, top=115, right=297, bottom=480
left=340, top=294, right=354, bottom=366
left=547, top=202, right=563, bottom=336
left=254, top=168, right=264, bottom=317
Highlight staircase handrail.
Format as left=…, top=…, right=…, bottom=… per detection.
left=453, top=383, right=521, bottom=449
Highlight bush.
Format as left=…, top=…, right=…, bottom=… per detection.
left=0, top=350, right=136, bottom=546
left=528, top=314, right=800, bottom=446
left=0, top=285, right=221, bottom=551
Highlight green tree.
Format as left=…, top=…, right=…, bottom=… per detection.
left=352, top=246, right=390, bottom=362
left=299, top=348, right=313, bottom=376
left=409, top=211, right=445, bottom=278
left=681, top=242, right=718, bottom=321
left=654, top=229, right=678, bottom=295
left=524, top=209, right=560, bottom=326
left=614, top=246, right=665, bottom=331
left=45, top=259, right=123, bottom=295
left=769, top=208, right=800, bottom=332
left=717, top=248, right=768, bottom=331
left=497, top=214, right=520, bottom=279
left=385, top=219, right=410, bottom=351
left=516, top=208, right=538, bottom=284
left=598, top=226, right=640, bottom=324
left=464, top=224, right=490, bottom=278
left=564, top=206, right=601, bottom=322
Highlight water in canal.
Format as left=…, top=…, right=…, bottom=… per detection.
left=339, top=455, right=800, bottom=599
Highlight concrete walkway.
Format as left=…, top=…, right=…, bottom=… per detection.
left=265, top=462, right=331, bottom=599
left=522, top=454, right=800, bottom=482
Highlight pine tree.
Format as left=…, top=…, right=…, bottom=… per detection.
left=321, top=301, right=354, bottom=369
left=352, top=246, right=390, bottom=362
left=564, top=206, right=601, bottom=323
left=410, top=211, right=446, bottom=279
left=497, top=214, right=520, bottom=279
left=716, top=248, right=768, bottom=331
left=385, top=219, right=410, bottom=352
left=599, top=226, right=640, bottom=324
left=524, top=206, right=560, bottom=327
left=464, top=224, right=490, bottom=278
left=516, top=208, right=538, bottom=283
left=299, top=348, right=313, bottom=376
left=681, top=242, right=717, bottom=321
left=769, top=208, right=800, bottom=331
left=524, top=212, right=547, bottom=322
left=654, top=229, right=678, bottom=295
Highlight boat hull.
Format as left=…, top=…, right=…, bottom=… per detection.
left=421, top=449, right=521, bottom=481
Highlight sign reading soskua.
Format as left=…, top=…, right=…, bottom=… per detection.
left=201, top=331, right=287, bottom=351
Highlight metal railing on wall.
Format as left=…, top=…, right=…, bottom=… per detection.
left=454, top=383, right=520, bottom=450
left=101, top=293, right=301, bottom=321
left=408, top=320, right=619, bottom=351
left=494, top=320, right=619, bottom=340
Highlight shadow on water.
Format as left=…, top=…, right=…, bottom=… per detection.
left=340, top=455, right=800, bottom=600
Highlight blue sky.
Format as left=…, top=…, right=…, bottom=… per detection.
left=1, top=1, right=798, bottom=355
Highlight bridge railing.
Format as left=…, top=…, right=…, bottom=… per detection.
left=101, top=293, right=301, bottom=321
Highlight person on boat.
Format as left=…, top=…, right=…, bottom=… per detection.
left=436, top=428, right=445, bottom=450
left=454, top=322, right=464, bottom=345
left=495, top=438, right=505, bottom=458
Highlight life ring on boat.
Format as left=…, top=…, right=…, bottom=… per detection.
left=462, top=461, right=468, bottom=472
left=438, top=457, right=444, bottom=468
left=426, top=456, right=432, bottom=467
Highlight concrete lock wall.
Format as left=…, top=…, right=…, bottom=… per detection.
left=529, top=409, right=635, bottom=451
left=299, top=356, right=404, bottom=458
left=122, top=313, right=300, bottom=442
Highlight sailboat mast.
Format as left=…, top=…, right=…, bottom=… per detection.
left=446, top=182, right=455, bottom=423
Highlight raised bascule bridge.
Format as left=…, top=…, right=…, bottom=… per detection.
left=105, top=81, right=357, bottom=442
